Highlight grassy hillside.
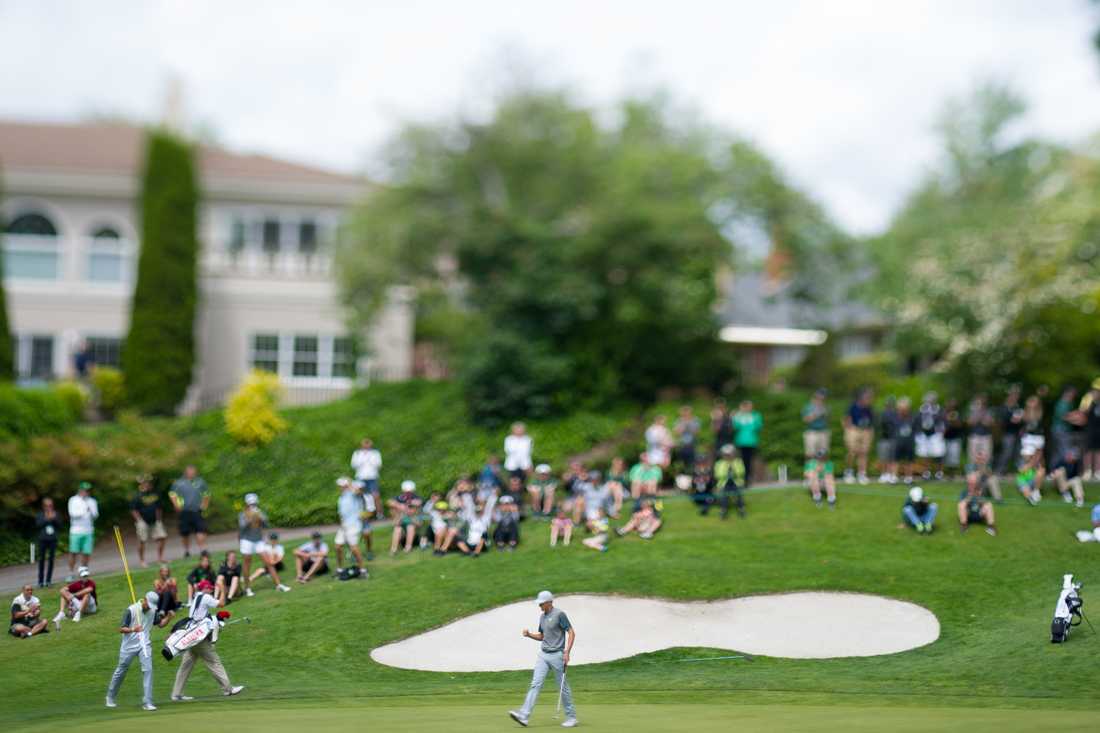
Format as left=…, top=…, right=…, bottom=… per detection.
left=2, top=480, right=1098, bottom=731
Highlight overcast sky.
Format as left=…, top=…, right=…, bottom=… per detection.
left=2, top=0, right=1099, bottom=234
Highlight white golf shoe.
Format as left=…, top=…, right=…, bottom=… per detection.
left=225, top=685, right=245, bottom=696
left=170, top=695, right=194, bottom=702
left=508, top=710, right=529, bottom=726
left=562, top=718, right=578, bottom=727
left=105, top=697, right=117, bottom=708
left=142, top=703, right=157, bottom=711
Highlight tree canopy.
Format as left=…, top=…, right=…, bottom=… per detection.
left=338, top=89, right=844, bottom=423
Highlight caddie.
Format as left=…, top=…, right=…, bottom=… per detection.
left=106, top=590, right=160, bottom=711
left=509, top=590, right=577, bottom=728
left=170, top=580, right=244, bottom=701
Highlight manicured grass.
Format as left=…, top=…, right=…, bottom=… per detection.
left=2, top=480, right=1098, bottom=730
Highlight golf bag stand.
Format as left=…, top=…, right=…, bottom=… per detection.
left=1051, top=574, right=1084, bottom=643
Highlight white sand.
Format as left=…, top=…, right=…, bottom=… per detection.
left=370, top=592, right=940, bottom=672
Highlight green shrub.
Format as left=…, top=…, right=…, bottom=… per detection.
left=0, top=384, right=79, bottom=441
left=225, top=370, right=288, bottom=447
left=52, top=380, right=89, bottom=421
left=91, top=366, right=126, bottom=415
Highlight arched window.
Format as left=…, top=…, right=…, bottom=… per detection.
left=86, top=224, right=127, bottom=283
left=3, top=211, right=60, bottom=279
left=5, top=212, right=58, bottom=236
left=91, top=226, right=120, bottom=240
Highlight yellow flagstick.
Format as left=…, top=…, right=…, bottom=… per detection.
left=113, top=525, right=138, bottom=605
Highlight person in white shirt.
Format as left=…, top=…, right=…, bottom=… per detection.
left=106, top=590, right=160, bottom=711
left=10, top=585, right=47, bottom=638
left=334, top=477, right=369, bottom=574
left=644, top=416, right=673, bottom=468
left=66, top=481, right=99, bottom=580
left=294, top=532, right=330, bottom=583
left=504, top=423, right=534, bottom=479
left=170, top=582, right=244, bottom=701
left=350, top=438, right=383, bottom=517
left=248, top=533, right=291, bottom=592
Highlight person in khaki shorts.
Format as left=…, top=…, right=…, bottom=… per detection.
left=130, top=476, right=168, bottom=567
left=843, top=388, right=874, bottom=484
left=170, top=580, right=244, bottom=702
left=802, top=389, right=831, bottom=458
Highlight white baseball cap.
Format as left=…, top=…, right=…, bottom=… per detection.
left=244, top=492, right=259, bottom=506
left=536, top=464, right=551, bottom=474
left=401, top=480, right=416, bottom=492
left=144, top=591, right=160, bottom=607
left=535, top=590, right=554, bottom=605
left=77, top=566, right=90, bottom=578
left=336, top=477, right=351, bottom=488
left=908, top=486, right=924, bottom=503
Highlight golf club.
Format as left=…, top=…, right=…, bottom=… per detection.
left=226, top=616, right=252, bottom=626
left=554, top=669, right=566, bottom=719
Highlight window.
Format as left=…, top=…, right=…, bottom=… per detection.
left=332, top=337, right=356, bottom=378
left=29, top=336, right=54, bottom=379
left=292, top=336, right=319, bottom=377
left=298, top=220, right=317, bottom=254
left=87, top=227, right=124, bottom=282
left=251, top=334, right=280, bottom=373
left=262, top=219, right=281, bottom=254
left=86, top=337, right=122, bottom=369
left=4, top=211, right=60, bottom=280
left=229, top=218, right=247, bottom=254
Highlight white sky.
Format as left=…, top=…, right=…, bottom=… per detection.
left=2, top=0, right=1099, bottom=234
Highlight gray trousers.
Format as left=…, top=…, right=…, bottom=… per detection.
left=519, top=650, right=575, bottom=719
left=107, top=647, right=153, bottom=705
left=172, top=639, right=232, bottom=697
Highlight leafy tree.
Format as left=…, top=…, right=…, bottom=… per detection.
left=868, top=82, right=1100, bottom=392
left=340, top=90, right=836, bottom=421
left=123, top=130, right=200, bottom=414
left=0, top=168, right=12, bottom=381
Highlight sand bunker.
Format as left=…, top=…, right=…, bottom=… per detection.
left=371, top=592, right=939, bottom=672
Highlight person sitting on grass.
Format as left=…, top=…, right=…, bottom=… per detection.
left=965, top=444, right=1003, bottom=502
left=689, top=455, right=716, bottom=515
left=294, top=532, right=330, bottom=583
left=10, top=585, right=48, bottom=638
left=430, top=499, right=458, bottom=556
left=958, top=473, right=997, bottom=536
left=1074, top=503, right=1100, bottom=543
left=616, top=499, right=663, bottom=539
left=186, top=551, right=216, bottom=602
left=902, top=486, right=937, bottom=534
left=493, top=496, right=521, bottom=551
left=389, top=480, right=423, bottom=555
left=805, top=449, right=838, bottom=509
left=52, top=566, right=97, bottom=630
left=714, top=445, right=746, bottom=519
left=581, top=471, right=610, bottom=529
left=457, top=492, right=496, bottom=557
left=528, top=464, right=557, bottom=517
left=1050, top=446, right=1086, bottom=509
left=605, top=457, right=628, bottom=518
left=1015, top=447, right=1046, bottom=506
left=249, top=532, right=291, bottom=592
left=153, top=564, right=179, bottom=627
left=628, top=453, right=662, bottom=499
left=582, top=508, right=610, bottom=552
left=550, top=507, right=573, bottom=547
left=215, top=551, right=243, bottom=604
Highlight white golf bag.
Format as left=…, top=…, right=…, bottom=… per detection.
left=1051, top=574, right=1084, bottom=643
left=162, top=593, right=226, bottom=660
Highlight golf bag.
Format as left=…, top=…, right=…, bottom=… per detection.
left=337, top=566, right=365, bottom=581
left=162, top=616, right=218, bottom=660
left=1051, top=574, right=1084, bottom=643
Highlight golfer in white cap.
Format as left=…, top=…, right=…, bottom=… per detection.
left=510, top=590, right=577, bottom=727
left=106, top=590, right=161, bottom=710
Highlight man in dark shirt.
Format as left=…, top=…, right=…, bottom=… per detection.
left=958, top=473, right=997, bottom=536
left=843, top=388, right=874, bottom=485
left=169, top=466, right=209, bottom=557
left=130, top=476, right=167, bottom=567
left=995, top=387, right=1024, bottom=476
left=901, top=486, right=937, bottom=534
left=216, top=551, right=243, bottom=604
left=186, top=552, right=217, bottom=602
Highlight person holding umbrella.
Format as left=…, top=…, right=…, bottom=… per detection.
left=509, top=590, right=577, bottom=728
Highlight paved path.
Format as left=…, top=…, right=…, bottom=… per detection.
left=0, top=521, right=355, bottom=594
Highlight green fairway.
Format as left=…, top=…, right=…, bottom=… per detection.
left=2, top=481, right=1099, bottom=729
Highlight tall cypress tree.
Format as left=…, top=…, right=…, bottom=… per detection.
left=123, top=129, right=200, bottom=414
left=0, top=166, right=13, bottom=381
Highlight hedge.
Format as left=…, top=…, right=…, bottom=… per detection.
left=0, top=384, right=83, bottom=442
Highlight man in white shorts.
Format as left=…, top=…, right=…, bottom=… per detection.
left=335, top=477, right=368, bottom=577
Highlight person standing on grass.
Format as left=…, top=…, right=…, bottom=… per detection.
left=673, top=405, right=701, bottom=474
left=169, top=466, right=209, bottom=557
left=35, top=497, right=61, bottom=588
left=877, top=396, right=899, bottom=483
left=504, top=422, right=534, bottom=481
left=801, top=389, right=830, bottom=460
left=66, top=481, right=98, bottom=580
left=105, top=590, right=160, bottom=711
left=351, top=438, right=383, bottom=519
left=966, top=394, right=995, bottom=469
left=1081, top=379, right=1100, bottom=481
left=170, top=581, right=244, bottom=702
left=731, top=400, right=763, bottom=487
left=130, top=476, right=167, bottom=567
left=10, top=585, right=48, bottom=638
left=237, top=493, right=267, bottom=597
left=842, top=388, right=874, bottom=485
left=335, top=477, right=368, bottom=575
left=712, top=398, right=735, bottom=453
left=995, top=386, right=1024, bottom=477
left=510, top=590, right=577, bottom=728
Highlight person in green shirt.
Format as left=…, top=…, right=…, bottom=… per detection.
left=628, top=454, right=662, bottom=499
left=805, top=449, right=837, bottom=508
left=713, top=445, right=747, bottom=519
left=731, top=400, right=763, bottom=487
left=801, top=389, right=830, bottom=459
